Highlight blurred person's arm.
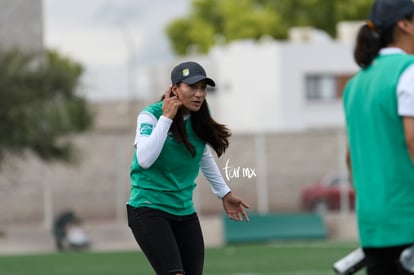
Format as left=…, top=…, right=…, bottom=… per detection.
left=346, top=146, right=353, bottom=185
left=404, top=117, right=414, bottom=164
left=398, top=64, right=414, bottom=163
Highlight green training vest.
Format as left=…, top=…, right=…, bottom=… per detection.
left=128, top=101, right=206, bottom=216
left=343, top=53, right=414, bottom=247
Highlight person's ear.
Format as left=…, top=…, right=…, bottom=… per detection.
left=171, top=85, right=179, bottom=96
left=396, top=18, right=414, bottom=35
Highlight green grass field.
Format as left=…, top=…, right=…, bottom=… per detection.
left=0, top=241, right=365, bottom=275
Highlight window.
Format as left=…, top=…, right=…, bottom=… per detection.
left=305, top=73, right=353, bottom=102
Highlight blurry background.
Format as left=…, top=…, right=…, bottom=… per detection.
left=0, top=0, right=370, bottom=255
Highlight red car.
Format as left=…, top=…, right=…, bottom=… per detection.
left=301, top=173, right=355, bottom=212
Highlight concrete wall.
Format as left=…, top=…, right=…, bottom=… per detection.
left=195, top=128, right=346, bottom=214
left=0, top=101, right=347, bottom=225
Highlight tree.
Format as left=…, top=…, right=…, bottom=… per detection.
left=166, top=0, right=372, bottom=55
left=0, top=49, right=93, bottom=165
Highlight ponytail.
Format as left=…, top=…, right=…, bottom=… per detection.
left=354, top=21, right=397, bottom=69
left=353, top=24, right=381, bottom=68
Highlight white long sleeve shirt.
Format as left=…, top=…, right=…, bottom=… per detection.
left=133, top=111, right=231, bottom=199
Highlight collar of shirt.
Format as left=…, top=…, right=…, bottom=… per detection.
left=380, top=47, right=407, bottom=56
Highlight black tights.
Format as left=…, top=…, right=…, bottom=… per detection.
left=363, top=244, right=414, bottom=275
left=127, top=205, right=204, bottom=275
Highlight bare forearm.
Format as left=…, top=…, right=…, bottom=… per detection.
left=346, top=147, right=353, bottom=183
left=346, top=148, right=351, bottom=173
left=407, top=144, right=414, bottom=164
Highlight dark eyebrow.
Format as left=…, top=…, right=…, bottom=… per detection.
left=190, top=83, right=207, bottom=88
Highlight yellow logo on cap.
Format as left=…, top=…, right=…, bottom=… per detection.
left=182, top=68, right=189, bottom=76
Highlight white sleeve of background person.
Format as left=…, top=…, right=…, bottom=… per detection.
left=398, top=64, right=414, bottom=117
left=200, top=145, right=231, bottom=198
left=134, top=112, right=172, bottom=169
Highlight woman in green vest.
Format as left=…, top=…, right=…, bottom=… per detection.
left=343, top=0, right=414, bottom=274
left=127, top=61, right=249, bottom=275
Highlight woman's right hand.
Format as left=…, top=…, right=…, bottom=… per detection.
left=222, top=192, right=250, bottom=222
left=162, top=86, right=182, bottom=119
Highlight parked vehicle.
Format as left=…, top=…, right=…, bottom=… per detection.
left=301, top=173, right=355, bottom=212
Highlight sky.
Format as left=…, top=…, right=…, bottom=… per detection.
left=44, top=0, right=191, bottom=101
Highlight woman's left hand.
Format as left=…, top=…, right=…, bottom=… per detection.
left=222, top=192, right=250, bottom=222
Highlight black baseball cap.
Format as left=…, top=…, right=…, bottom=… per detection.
left=171, top=61, right=215, bottom=87
left=369, top=0, right=414, bottom=29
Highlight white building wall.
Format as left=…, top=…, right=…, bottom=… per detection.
left=211, top=40, right=283, bottom=133
left=208, top=39, right=359, bottom=133
left=278, top=41, right=358, bottom=130
left=146, top=28, right=361, bottom=134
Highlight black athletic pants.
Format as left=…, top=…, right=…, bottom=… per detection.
left=127, top=205, right=204, bottom=275
left=363, top=244, right=414, bottom=275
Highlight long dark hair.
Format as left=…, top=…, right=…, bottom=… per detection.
left=354, top=14, right=414, bottom=68
left=160, top=96, right=231, bottom=158
left=191, top=100, right=231, bottom=157
left=354, top=24, right=388, bottom=68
